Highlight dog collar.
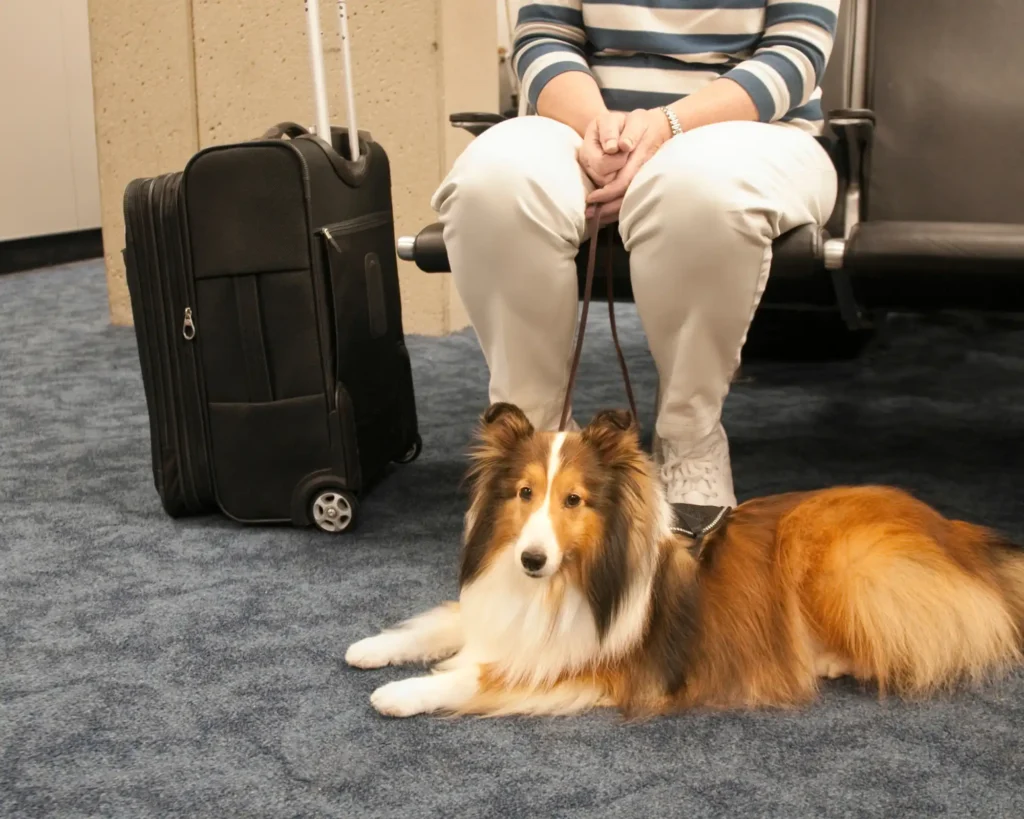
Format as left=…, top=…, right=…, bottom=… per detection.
left=670, top=503, right=732, bottom=559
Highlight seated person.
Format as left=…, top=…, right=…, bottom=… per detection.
left=431, top=0, right=840, bottom=507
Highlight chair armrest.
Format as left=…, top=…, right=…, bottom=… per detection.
left=827, top=107, right=875, bottom=124
left=820, top=108, right=877, bottom=330
left=396, top=222, right=450, bottom=273
left=828, top=110, right=875, bottom=168
left=827, top=108, right=875, bottom=231
left=449, top=112, right=509, bottom=137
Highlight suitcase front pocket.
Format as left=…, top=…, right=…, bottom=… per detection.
left=206, top=394, right=333, bottom=522
left=320, top=210, right=394, bottom=337
left=318, top=211, right=404, bottom=422
left=193, top=269, right=326, bottom=404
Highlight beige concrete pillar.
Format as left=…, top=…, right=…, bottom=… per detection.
left=439, top=0, right=499, bottom=332
left=89, top=0, right=496, bottom=336
left=88, top=0, right=200, bottom=327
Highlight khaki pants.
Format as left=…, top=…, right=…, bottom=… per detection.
left=431, top=116, right=837, bottom=448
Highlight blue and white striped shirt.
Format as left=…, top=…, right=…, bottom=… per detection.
left=511, top=0, right=839, bottom=135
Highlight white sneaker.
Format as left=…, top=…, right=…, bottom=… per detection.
left=654, top=422, right=737, bottom=507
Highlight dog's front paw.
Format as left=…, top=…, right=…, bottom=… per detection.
left=345, top=635, right=398, bottom=669
left=370, top=678, right=434, bottom=718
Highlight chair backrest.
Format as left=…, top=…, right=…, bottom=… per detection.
left=863, top=0, right=1024, bottom=223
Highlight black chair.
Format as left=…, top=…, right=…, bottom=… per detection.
left=820, top=0, right=1024, bottom=315
left=396, top=0, right=1024, bottom=358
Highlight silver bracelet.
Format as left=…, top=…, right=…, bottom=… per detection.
left=660, top=105, right=683, bottom=137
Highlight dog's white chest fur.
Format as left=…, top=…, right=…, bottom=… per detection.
left=450, top=547, right=653, bottom=688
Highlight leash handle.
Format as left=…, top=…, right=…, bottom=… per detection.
left=558, top=209, right=639, bottom=432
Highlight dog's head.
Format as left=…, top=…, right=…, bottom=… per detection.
left=460, top=403, right=657, bottom=636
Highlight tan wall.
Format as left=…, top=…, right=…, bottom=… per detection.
left=1, top=0, right=101, bottom=241
left=88, top=0, right=496, bottom=335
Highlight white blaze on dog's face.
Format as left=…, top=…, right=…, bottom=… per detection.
left=513, top=432, right=572, bottom=578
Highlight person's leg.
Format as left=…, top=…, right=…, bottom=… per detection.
left=431, top=116, right=591, bottom=431
left=619, top=121, right=838, bottom=506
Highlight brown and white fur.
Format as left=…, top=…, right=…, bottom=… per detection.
left=346, top=403, right=1024, bottom=718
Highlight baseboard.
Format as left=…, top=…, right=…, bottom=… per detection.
left=0, top=229, right=104, bottom=275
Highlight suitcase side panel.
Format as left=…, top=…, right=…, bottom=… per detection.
left=123, top=175, right=215, bottom=517
left=159, top=172, right=217, bottom=508
left=123, top=179, right=175, bottom=510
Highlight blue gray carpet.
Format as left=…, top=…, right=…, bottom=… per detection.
left=2, top=261, right=1023, bottom=818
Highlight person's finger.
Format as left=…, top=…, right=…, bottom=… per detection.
left=617, top=109, right=649, bottom=152
left=587, top=167, right=632, bottom=204
left=586, top=137, right=657, bottom=203
left=585, top=197, right=623, bottom=227
left=579, top=151, right=613, bottom=186
left=590, top=150, right=629, bottom=178
left=597, top=111, right=625, bottom=153
left=581, top=118, right=604, bottom=165
left=598, top=197, right=623, bottom=227
left=579, top=138, right=630, bottom=187
left=602, top=149, right=631, bottom=170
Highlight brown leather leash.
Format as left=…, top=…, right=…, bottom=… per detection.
left=558, top=211, right=732, bottom=559
left=558, top=209, right=639, bottom=432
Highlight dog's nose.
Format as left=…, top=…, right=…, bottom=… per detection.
left=520, top=550, right=547, bottom=573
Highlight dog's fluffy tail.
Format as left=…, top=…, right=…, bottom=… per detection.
left=990, top=532, right=1024, bottom=640
left=806, top=507, right=1024, bottom=697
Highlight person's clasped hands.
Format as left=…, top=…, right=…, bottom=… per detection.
left=577, top=108, right=674, bottom=226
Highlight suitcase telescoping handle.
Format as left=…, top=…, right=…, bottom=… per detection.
left=303, top=0, right=360, bottom=161
left=335, top=1, right=360, bottom=161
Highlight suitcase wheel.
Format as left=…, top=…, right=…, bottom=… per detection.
left=310, top=488, right=359, bottom=534
left=395, top=434, right=423, bottom=465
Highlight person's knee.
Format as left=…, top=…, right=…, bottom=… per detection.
left=621, top=130, right=778, bottom=256
left=431, top=116, right=586, bottom=227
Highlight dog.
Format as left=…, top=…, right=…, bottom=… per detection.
left=346, top=403, right=1024, bottom=718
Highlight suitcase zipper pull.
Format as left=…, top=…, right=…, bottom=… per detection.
left=182, top=307, right=196, bottom=341
left=322, top=226, right=342, bottom=253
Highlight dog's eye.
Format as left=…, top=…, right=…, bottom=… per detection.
left=565, top=493, right=582, bottom=508
left=518, top=486, right=533, bottom=501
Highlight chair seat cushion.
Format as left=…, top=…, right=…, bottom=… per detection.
left=408, top=220, right=837, bottom=306
left=846, top=221, right=1024, bottom=311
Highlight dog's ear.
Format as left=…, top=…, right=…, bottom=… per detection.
left=589, top=409, right=634, bottom=433
left=477, top=402, right=534, bottom=451
left=581, top=408, right=640, bottom=463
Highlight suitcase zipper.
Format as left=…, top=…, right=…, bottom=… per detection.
left=154, top=176, right=201, bottom=512
left=163, top=173, right=211, bottom=511
left=140, top=178, right=192, bottom=512
left=320, top=210, right=392, bottom=250
left=152, top=172, right=210, bottom=514
left=182, top=307, right=196, bottom=340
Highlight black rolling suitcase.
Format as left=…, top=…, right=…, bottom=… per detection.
left=122, top=0, right=420, bottom=534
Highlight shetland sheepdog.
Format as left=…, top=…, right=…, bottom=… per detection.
left=346, top=403, right=1024, bottom=718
